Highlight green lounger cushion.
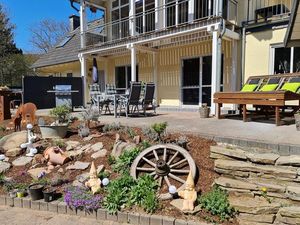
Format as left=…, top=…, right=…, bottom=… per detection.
left=281, top=82, right=300, bottom=93
left=260, top=84, right=278, bottom=92
left=241, top=84, right=258, bottom=92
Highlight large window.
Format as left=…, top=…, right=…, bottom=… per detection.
left=111, top=0, right=130, bottom=39
left=115, top=65, right=139, bottom=93
left=136, top=0, right=155, bottom=34
left=271, top=46, right=300, bottom=74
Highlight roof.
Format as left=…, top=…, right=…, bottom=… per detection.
left=32, top=19, right=104, bottom=69
left=284, top=0, right=300, bottom=47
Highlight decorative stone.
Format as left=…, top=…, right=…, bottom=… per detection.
left=0, top=131, right=27, bottom=152
left=5, top=148, right=22, bottom=157
left=112, top=142, right=136, bottom=158
left=80, top=144, right=92, bottom=151
left=246, top=153, right=279, bottom=165
left=66, top=141, right=80, bottom=151
left=133, top=136, right=141, bottom=144
left=215, top=177, right=258, bottom=191
left=76, top=172, right=90, bottom=183
left=170, top=199, right=201, bottom=214
left=32, top=154, right=46, bottom=165
left=91, top=142, right=103, bottom=152
left=210, top=145, right=246, bottom=159
left=286, top=186, right=300, bottom=201
left=66, top=161, right=90, bottom=170
left=12, top=156, right=32, bottom=166
left=58, top=168, right=64, bottom=173
left=276, top=155, right=300, bottom=166
left=238, top=213, right=275, bottom=223
left=27, top=167, right=48, bottom=179
left=83, top=136, right=93, bottom=141
left=66, top=149, right=84, bottom=158
left=97, top=165, right=105, bottom=174
left=214, top=168, right=249, bottom=177
left=0, top=162, right=11, bottom=173
left=278, top=206, right=300, bottom=218
left=91, top=149, right=107, bottom=159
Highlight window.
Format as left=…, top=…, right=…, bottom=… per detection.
left=271, top=46, right=300, bottom=74
left=166, top=0, right=188, bottom=27
left=115, top=65, right=139, bottom=92
left=111, top=0, right=129, bottom=40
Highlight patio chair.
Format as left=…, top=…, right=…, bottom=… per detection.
left=118, top=82, right=142, bottom=117
left=139, top=82, right=156, bottom=116
left=258, top=77, right=283, bottom=92
left=105, top=84, right=117, bottom=95
left=89, top=84, right=111, bottom=114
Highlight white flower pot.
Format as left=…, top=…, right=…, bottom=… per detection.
left=39, top=124, right=68, bottom=139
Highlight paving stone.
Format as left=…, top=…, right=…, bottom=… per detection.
left=286, top=186, right=300, bottom=201
left=91, top=149, right=107, bottom=159
left=238, top=213, right=275, bottom=223
left=150, top=215, right=163, bottom=225
left=174, top=219, right=187, bottom=225
left=163, top=216, right=175, bottom=225
left=76, top=208, right=86, bottom=217
left=6, top=147, right=22, bottom=157
left=117, top=211, right=128, bottom=223
left=276, top=155, right=300, bottom=166
left=66, top=161, right=90, bottom=170
left=39, top=201, right=48, bottom=211
left=278, top=145, right=290, bottom=156
left=27, top=167, right=48, bottom=179
left=86, top=209, right=97, bottom=219
left=290, top=145, right=300, bottom=155
left=22, top=197, right=31, bottom=209
left=210, top=145, right=246, bottom=159
left=31, top=200, right=40, bottom=210
left=266, top=143, right=279, bottom=151
left=0, top=131, right=27, bottom=151
left=48, top=201, right=58, bottom=213
left=214, top=177, right=258, bottom=191
left=107, top=212, right=118, bottom=221
left=140, top=214, right=150, bottom=225
left=12, top=156, right=32, bottom=167
left=128, top=212, right=139, bottom=224
left=6, top=197, right=14, bottom=207
left=91, top=142, right=103, bottom=151
left=246, top=153, right=280, bottom=165
left=66, top=206, right=76, bottom=215
left=97, top=208, right=107, bottom=220
left=278, top=206, right=300, bottom=218
left=57, top=202, right=67, bottom=214
left=0, top=162, right=11, bottom=173
left=0, top=195, right=6, bottom=205
left=14, top=198, right=23, bottom=208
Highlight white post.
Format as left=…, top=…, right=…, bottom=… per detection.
left=188, top=0, right=195, bottom=22
left=211, top=29, right=222, bottom=115
left=79, top=54, right=87, bottom=107
left=131, top=45, right=137, bottom=82
left=231, top=40, right=238, bottom=92
left=153, top=52, right=158, bottom=101
left=80, top=0, right=87, bottom=48
left=129, top=0, right=136, bottom=36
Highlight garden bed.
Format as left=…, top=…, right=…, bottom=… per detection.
left=0, top=116, right=238, bottom=225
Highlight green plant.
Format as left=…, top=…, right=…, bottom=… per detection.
left=142, top=127, right=158, bottom=140
left=112, top=147, right=141, bottom=173
left=125, top=127, right=137, bottom=139
left=50, top=105, right=71, bottom=123
left=261, top=187, right=272, bottom=203
left=151, top=122, right=168, bottom=141
left=98, top=170, right=111, bottom=180
left=198, top=186, right=235, bottom=221
left=52, top=139, right=67, bottom=148
left=0, top=173, right=5, bottom=185
left=0, top=125, right=6, bottom=132
left=108, top=155, right=116, bottom=165
left=102, top=122, right=121, bottom=133
left=140, top=140, right=151, bottom=149
left=33, top=177, right=50, bottom=186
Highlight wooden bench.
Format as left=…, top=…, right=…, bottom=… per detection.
left=214, top=73, right=300, bottom=126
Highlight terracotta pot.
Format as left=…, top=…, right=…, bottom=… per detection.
left=44, top=147, right=69, bottom=165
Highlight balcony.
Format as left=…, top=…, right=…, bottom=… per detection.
left=246, top=0, right=294, bottom=25
left=84, top=0, right=223, bottom=51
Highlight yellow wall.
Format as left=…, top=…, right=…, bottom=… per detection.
left=244, top=27, right=287, bottom=82
left=36, top=61, right=81, bottom=77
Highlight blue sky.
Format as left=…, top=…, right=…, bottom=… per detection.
left=1, top=0, right=100, bottom=53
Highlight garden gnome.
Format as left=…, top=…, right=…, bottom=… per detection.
left=85, top=162, right=101, bottom=194
left=178, top=170, right=197, bottom=212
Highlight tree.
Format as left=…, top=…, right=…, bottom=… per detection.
left=29, top=19, right=70, bottom=53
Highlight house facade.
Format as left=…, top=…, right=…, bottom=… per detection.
left=32, top=0, right=297, bottom=113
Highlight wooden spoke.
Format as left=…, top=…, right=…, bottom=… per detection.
left=136, top=167, right=155, bottom=172
left=158, top=176, right=163, bottom=187
left=142, top=157, right=156, bottom=167
left=164, top=176, right=171, bottom=187
left=170, top=169, right=190, bottom=174
left=150, top=171, right=156, bottom=176
left=153, top=174, right=158, bottom=180
left=163, top=147, right=167, bottom=161
left=170, top=158, right=187, bottom=168
left=169, top=173, right=186, bottom=184
left=153, top=150, right=159, bottom=161
left=167, top=151, right=179, bottom=165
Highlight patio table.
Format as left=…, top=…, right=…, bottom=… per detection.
left=97, top=93, right=129, bottom=118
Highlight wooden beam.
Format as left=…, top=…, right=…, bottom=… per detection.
left=135, top=45, right=158, bottom=54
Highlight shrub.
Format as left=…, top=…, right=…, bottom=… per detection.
left=112, top=147, right=141, bottom=173
left=140, top=140, right=151, bottom=149
left=142, top=127, right=158, bottom=141
left=102, top=122, right=121, bottom=132
left=50, top=105, right=71, bottom=123
left=125, top=127, right=137, bottom=139
left=52, top=139, right=66, bottom=148
left=108, top=155, right=116, bottom=165
left=151, top=122, right=168, bottom=141
left=198, top=186, right=235, bottom=221
left=64, top=186, right=102, bottom=211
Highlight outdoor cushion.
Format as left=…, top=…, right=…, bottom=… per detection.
left=241, top=84, right=257, bottom=92
left=268, top=77, right=281, bottom=84
left=248, top=78, right=261, bottom=85
left=281, top=82, right=300, bottom=93
left=259, top=84, right=278, bottom=92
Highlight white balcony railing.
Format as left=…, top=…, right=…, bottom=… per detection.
left=85, top=0, right=217, bottom=48
left=246, top=0, right=293, bottom=24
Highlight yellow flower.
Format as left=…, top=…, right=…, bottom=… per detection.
left=261, top=187, right=267, bottom=193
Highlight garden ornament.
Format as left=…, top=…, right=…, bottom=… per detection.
left=0, top=154, right=5, bottom=161
left=85, top=162, right=101, bottom=194
left=15, top=103, right=37, bottom=125
left=178, top=170, right=197, bottom=211
left=20, top=124, right=38, bottom=157
left=44, top=146, right=69, bottom=166
left=14, top=112, right=22, bottom=131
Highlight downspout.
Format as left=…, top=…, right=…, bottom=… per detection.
left=70, top=0, right=80, bottom=12
left=241, top=26, right=246, bottom=85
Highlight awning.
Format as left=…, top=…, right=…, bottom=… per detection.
left=284, top=0, right=300, bottom=47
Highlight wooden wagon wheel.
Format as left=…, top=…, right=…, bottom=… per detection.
left=130, top=144, right=197, bottom=199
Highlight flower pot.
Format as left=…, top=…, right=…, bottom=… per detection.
left=28, top=184, right=44, bottom=201
left=44, top=147, right=69, bottom=165
left=39, top=124, right=68, bottom=139
left=199, top=106, right=210, bottom=118
left=295, top=114, right=300, bottom=131
left=43, top=188, right=55, bottom=202
left=16, top=191, right=25, bottom=198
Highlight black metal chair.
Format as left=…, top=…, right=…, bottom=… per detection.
left=139, top=82, right=156, bottom=116
left=118, top=82, right=142, bottom=117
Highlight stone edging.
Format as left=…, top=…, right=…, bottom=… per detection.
left=0, top=195, right=209, bottom=225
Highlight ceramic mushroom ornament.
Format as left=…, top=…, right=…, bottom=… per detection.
left=85, top=162, right=101, bottom=194
left=178, top=170, right=197, bottom=212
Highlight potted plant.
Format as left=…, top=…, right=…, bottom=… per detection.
left=39, top=105, right=71, bottom=138
left=28, top=183, right=44, bottom=201
left=199, top=103, right=210, bottom=118
left=295, top=111, right=300, bottom=131
left=43, top=187, right=56, bottom=202
left=16, top=183, right=27, bottom=198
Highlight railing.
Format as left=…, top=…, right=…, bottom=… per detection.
left=85, top=0, right=217, bottom=48
left=246, top=0, right=293, bottom=24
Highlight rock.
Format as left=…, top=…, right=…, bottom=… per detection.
left=215, top=168, right=249, bottom=177
left=210, top=152, right=233, bottom=160
left=170, top=199, right=201, bottom=214
left=229, top=196, right=280, bottom=214
left=97, top=165, right=105, bottom=174
left=80, top=144, right=92, bottom=151
left=76, top=172, right=90, bottom=183
left=72, top=180, right=84, bottom=187
left=276, top=155, right=300, bottom=166
left=210, top=145, right=247, bottom=160
left=66, top=141, right=80, bottom=151
left=66, top=149, right=84, bottom=158
left=278, top=206, right=300, bottom=218
left=246, top=153, right=279, bottom=165
left=58, top=168, right=64, bottom=173
left=215, top=177, right=259, bottom=191
left=91, top=142, right=103, bottom=151
left=12, top=156, right=33, bottom=166
left=0, top=131, right=27, bottom=152
left=5, top=148, right=22, bottom=157
left=66, top=161, right=90, bottom=170
left=0, top=162, right=11, bottom=173
left=83, top=136, right=93, bottom=141
left=32, top=154, right=46, bottom=165
left=27, top=167, right=47, bottom=179
left=276, top=214, right=300, bottom=225
left=238, top=213, right=275, bottom=223
left=112, top=142, right=136, bottom=158
left=286, top=186, right=300, bottom=201
left=91, top=149, right=107, bottom=159
left=133, top=136, right=141, bottom=144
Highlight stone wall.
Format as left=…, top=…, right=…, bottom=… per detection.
left=210, top=145, right=300, bottom=225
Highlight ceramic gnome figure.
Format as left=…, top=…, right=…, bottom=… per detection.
left=178, top=170, right=197, bottom=211
left=20, top=124, right=38, bottom=157
left=85, top=162, right=101, bottom=194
